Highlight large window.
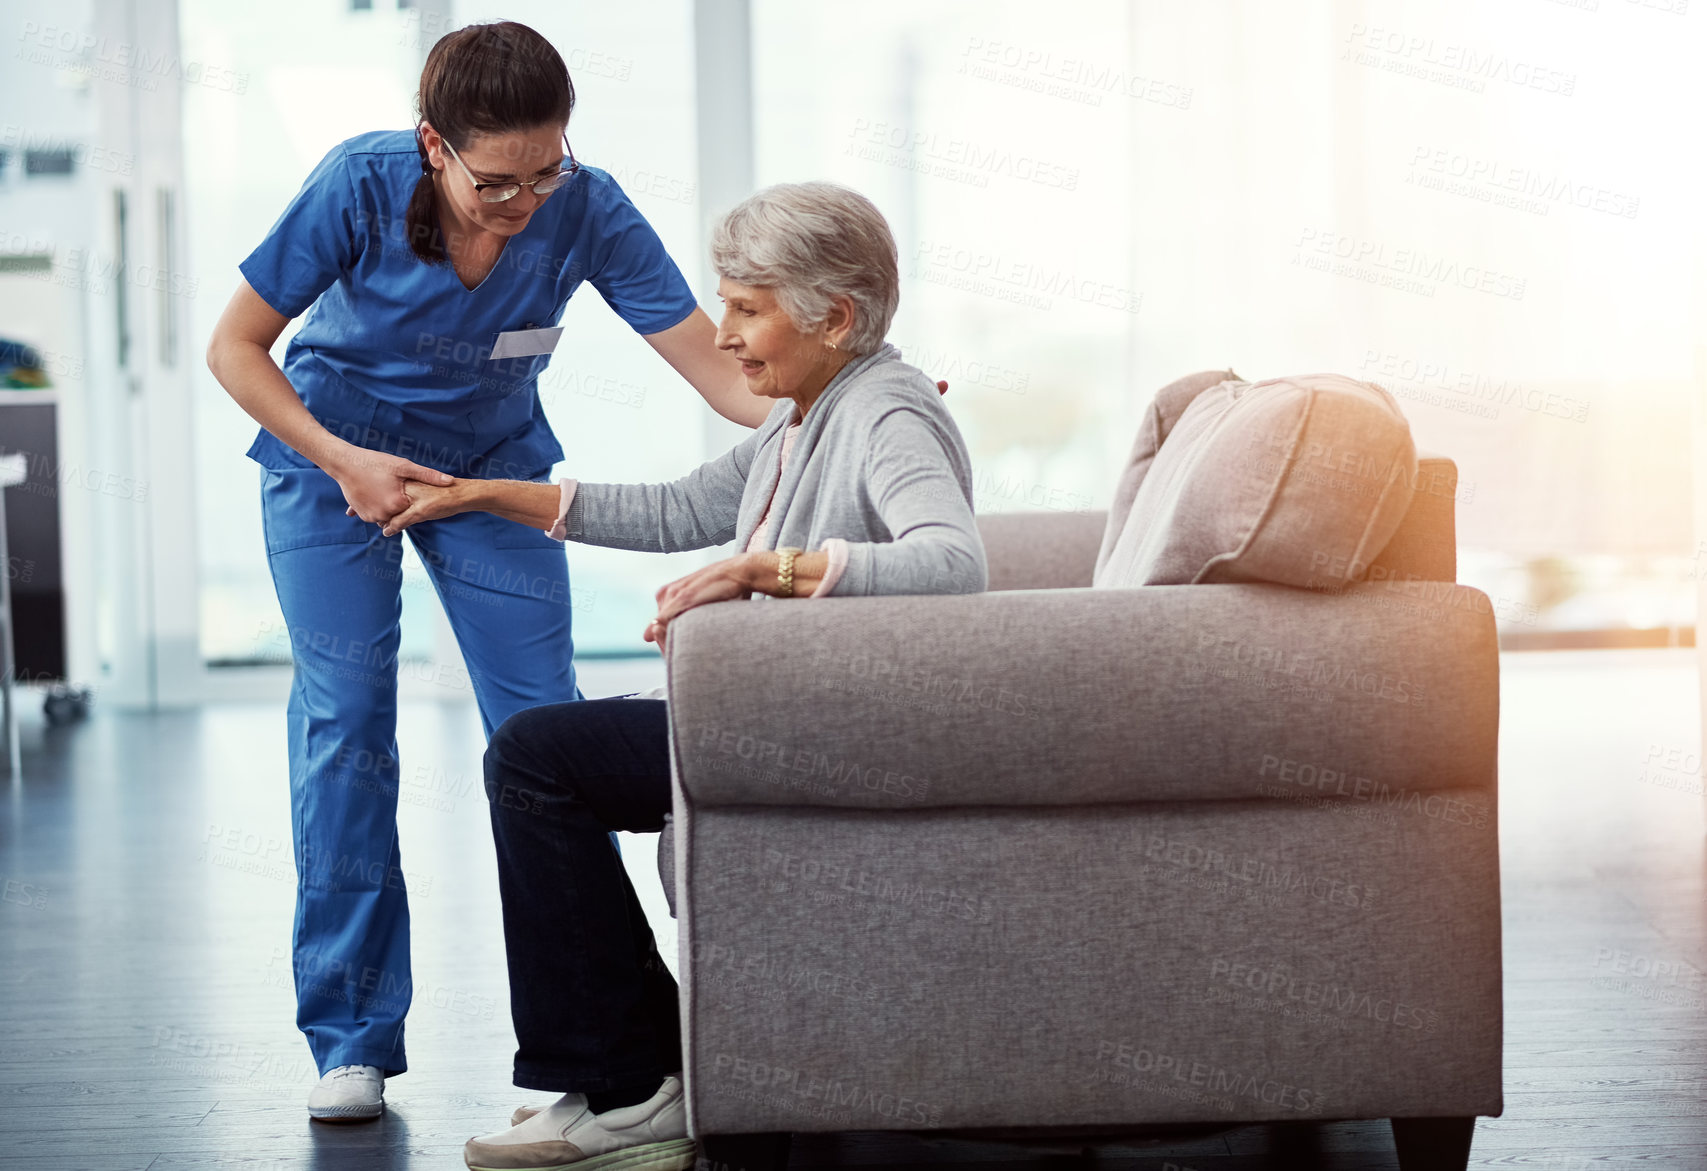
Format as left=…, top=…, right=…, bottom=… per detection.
left=751, top=0, right=1701, bottom=645
left=183, top=0, right=1703, bottom=667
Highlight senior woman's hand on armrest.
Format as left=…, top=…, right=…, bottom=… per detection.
left=643, top=548, right=831, bottom=652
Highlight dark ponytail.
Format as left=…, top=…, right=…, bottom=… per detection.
left=406, top=21, right=575, bottom=265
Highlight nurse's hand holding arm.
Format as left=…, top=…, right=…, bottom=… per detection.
left=380, top=475, right=824, bottom=651
left=207, top=280, right=454, bottom=522
left=380, top=477, right=556, bottom=537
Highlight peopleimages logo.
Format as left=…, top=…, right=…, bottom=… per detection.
left=1407, top=147, right=1639, bottom=220
left=895, top=343, right=1029, bottom=395
left=0, top=126, right=133, bottom=175
left=957, top=37, right=1193, bottom=109
left=711, top=1054, right=944, bottom=1126
left=1195, top=632, right=1426, bottom=708
left=1090, top=1040, right=1327, bottom=1114
left=1294, top=229, right=1525, bottom=301
left=846, top=119, right=1080, bottom=191
left=913, top=240, right=1143, bottom=314
left=1136, top=832, right=1374, bottom=910
left=1257, top=755, right=1489, bottom=829
left=697, top=724, right=935, bottom=801
left=687, top=941, right=899, bottom=1006
left=17, top=21, right=250, bottom=93
left=1207, top=959, right=1440, bottom=1034
left=7, top=450, right=148, bottom=502
left=1341, top=23, right=1577, bottom=96
left=1360, top=350, right=1588, bottom=423
left=760, top=848, right=998, bottom=923
left=807, top=646, right=1037, bottom=718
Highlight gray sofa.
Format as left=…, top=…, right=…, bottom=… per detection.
left=656, top=444, right=1502, bottom=1171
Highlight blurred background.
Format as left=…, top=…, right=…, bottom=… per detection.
left=0, top=0, right=1702, bottom=711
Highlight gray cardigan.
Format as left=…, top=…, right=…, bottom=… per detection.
left=563, top=342, right=987, bottom=598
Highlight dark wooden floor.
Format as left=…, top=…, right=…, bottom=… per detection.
left=1, top=652, right=1702, bottom=1169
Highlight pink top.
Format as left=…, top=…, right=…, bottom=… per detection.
left=544, top=415, right=849, bottom=597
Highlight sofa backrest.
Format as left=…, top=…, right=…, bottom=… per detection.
left=973, top=460, right=1457, bottom=593
left=975, top=510, right=1110, bottom=592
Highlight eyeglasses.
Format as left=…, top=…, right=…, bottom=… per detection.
left=435, top=130, right=579, bottom=203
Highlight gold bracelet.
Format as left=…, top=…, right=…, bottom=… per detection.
left=775, top=547, right=802, bottom=597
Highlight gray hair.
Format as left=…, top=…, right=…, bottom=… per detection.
left=710, top=181, right=899, bottom=355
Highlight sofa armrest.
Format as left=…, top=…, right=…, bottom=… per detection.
left=975, top=510, right=1107, bottom=591
left=664, top=583, right=1498, bottom=810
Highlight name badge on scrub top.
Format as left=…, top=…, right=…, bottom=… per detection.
left=489, top=326, right=564, bottom=360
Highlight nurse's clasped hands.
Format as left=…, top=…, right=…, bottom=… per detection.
left=376, top=477, right=471, bottom=538
left=325, top=444, right=455, bottom=528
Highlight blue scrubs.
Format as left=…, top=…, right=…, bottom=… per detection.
left=240, top=129, right=698, bottom=1077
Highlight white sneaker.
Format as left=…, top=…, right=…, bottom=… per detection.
left=465, top=1075, right=693, bottom=1171
left=307, top=1063, right=385, bottom=1122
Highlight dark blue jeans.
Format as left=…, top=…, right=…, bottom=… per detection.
left=483, top=697, right=681, bottom=1094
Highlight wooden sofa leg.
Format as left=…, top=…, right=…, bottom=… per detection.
left=1390, top=1116, right=1475, bottom=1171
left=697, top=1131, right=793, bottom=1171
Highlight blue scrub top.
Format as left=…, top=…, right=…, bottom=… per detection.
left=239, top=129, right=700, bottom=479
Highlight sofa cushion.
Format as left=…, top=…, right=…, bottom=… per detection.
left=1093, top=368, right=1238, bottom=582
left=1093, top=373, right=1417, bottom=591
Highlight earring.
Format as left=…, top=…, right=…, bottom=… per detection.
left=827, top=340, right=838, bottom=351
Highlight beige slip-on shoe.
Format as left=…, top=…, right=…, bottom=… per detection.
left=466, top=1076, right=693, bottom=1171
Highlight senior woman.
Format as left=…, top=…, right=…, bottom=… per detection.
left=384, top=181, right=984, bottom=1171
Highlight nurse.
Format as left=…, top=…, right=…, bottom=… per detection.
left=204, top=21, right=766, bottom=1121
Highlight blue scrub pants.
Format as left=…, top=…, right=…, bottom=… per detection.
left=260, top=463, right=586, bottom=1077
